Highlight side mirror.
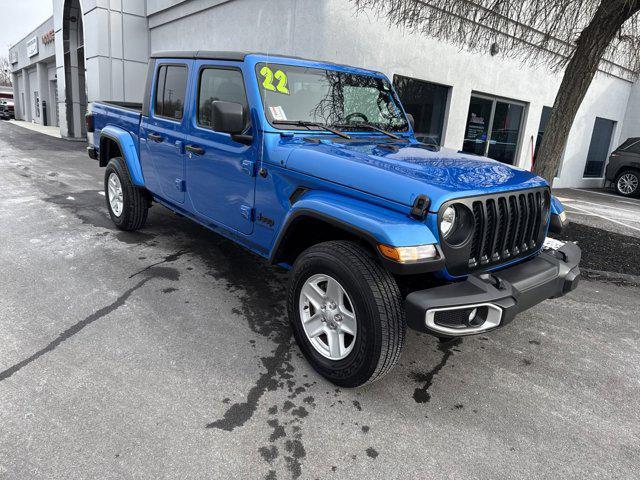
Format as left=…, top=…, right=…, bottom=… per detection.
left=211, top=100, right=245, bottom=134
left=406, top=113, right=415, bottom=130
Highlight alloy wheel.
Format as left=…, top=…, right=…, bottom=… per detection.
left=299, top=274, right=357, bottom=360
left=107, top=172, right=124, bottom=217
left=618, top=173, right=639, bottom=195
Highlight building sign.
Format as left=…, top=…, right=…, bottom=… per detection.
left=9, top=50, right=18, bottom=64
left=42, top=29, right=55, bottom=45
left=26, top=36, right=39, bottom=57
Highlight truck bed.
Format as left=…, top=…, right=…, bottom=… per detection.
left=91, top=101, right=143, bottom=150
left=99, top=101, right=142, bottom=112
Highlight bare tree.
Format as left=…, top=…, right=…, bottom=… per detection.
left=352, top=0, right=640, bottom=184
left=0, top=56, right=12, bottom=87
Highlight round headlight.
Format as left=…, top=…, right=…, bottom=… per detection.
left=440, top=205, right=456, bottom=238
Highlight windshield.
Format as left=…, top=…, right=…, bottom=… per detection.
left=256, top=63, right=409, bottom=132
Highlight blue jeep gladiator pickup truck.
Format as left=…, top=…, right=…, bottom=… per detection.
left=86, top=51, right=580, bottom=387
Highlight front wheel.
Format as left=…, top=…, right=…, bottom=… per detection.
left=287, top=241, right=405, bottom=387
left=615, top=170, right=640, bottom=197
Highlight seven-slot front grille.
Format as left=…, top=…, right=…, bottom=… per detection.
left=469, top=190, right=544, bottom=269
left=439, top=188, right=550, bottom=276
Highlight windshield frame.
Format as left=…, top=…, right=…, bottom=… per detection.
left=254, top=62, right=410, bottom=135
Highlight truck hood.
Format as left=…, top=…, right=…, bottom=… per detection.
left=284, top=139, right=547, bottom=210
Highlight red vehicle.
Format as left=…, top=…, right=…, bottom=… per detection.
left=0, top=99, right=15, bottom=120
left=0, top=89, right=14, bottom=120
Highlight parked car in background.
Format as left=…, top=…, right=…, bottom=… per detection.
left=0, top=99, right=15, bottom=120
left=605, top=138, right=640, bottom=197
left=86, top=51, right=580, bottom=388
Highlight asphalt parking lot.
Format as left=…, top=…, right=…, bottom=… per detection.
left=552, top=188, right=640, bottom=279
left=1, top=121, right=639, bottom=479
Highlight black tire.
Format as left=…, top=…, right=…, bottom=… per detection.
left=614, top=170, right=640, bottom=197
left=287, top=241, right=405, bottom=387
left=104, top=157, right=149, bottom=231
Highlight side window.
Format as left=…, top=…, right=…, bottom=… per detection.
left=626, top=140, right=640, bottom=155
left=198, top=68, right=248, bottom=130
left=154, top=65, right=188, bottom=121
left=154, top=66, right=166, bottom=116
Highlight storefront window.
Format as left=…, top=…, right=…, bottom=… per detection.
left=393, top=75, right=449, bottom=145
left=463, top=94, right=525, bottom=165
left=534, top=106, right=553, bottom=163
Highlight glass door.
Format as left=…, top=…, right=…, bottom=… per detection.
left=463, top=96, right=493, bottom=156
left=463, top=95, right=525, bottom=165
left=488, top=101, right=524, bottom=164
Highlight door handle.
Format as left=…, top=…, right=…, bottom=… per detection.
left=185, top=145, right=205, bottom=156
left=148, top=133, right=164, bottom=143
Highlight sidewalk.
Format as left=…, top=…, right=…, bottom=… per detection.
left=6, top=119, right=61, bottom=138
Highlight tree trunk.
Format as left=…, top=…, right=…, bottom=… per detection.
left=533, top=0, right=640, bottom=184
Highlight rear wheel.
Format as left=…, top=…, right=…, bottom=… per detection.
left=287, top=241, right=405, bottom=387
left=615, top=170, right=640, bottom=197
left=104, top=157, right=149, bottom=230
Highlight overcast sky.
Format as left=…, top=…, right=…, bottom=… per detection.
left=1, top=1, right=54, bottom=58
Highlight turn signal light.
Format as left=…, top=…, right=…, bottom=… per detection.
left=378, top=244, right=438, bottom=263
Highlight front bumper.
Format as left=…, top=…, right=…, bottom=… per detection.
left=405, top=241, right=581, bottom=337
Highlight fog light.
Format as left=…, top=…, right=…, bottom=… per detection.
left=466, top=307, right=487, bottom=327
left=378, top=244, right=438, bottom=263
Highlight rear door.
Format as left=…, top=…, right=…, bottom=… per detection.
left=140, top=60, right=192, bottom=204
left=184, top=61, right=256, bottom=235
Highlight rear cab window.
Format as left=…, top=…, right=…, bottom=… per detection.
left=154, top=64, right=189, bottom=121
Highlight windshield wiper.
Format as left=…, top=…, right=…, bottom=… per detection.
left=272, top=120, right=351, bottom=139
left=333, top=122, right=401, bottom=140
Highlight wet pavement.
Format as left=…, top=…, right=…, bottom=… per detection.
left=1, top=121, right=639, bottom=479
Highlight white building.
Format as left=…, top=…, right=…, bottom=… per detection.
left=9, top=0, right=640, bottom=188
left=9, top=17, right=59, bottom=127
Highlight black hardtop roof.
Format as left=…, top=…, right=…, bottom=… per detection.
left=151, top=51, right=251, bottom=61
left=149, top=51, right=371, bottom=71
left=151, top=51, right=325, bottom=62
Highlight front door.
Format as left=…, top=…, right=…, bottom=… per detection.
left=185, top=62, right=255, bottom=235
left=141, top=61, right=191, bottom=204
left=463, top=95, right=525, bottom=165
